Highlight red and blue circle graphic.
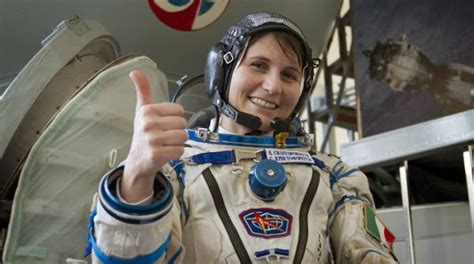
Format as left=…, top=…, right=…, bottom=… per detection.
left=148, top=0, right=229, bottom=31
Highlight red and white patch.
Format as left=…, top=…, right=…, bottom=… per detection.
left=148, top=0, right=229, bottom=31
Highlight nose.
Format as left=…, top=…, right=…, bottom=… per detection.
left=262, top=72, right=282, bottom=95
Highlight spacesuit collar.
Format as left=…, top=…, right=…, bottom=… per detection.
left=187, top=128, right=313, bottom=148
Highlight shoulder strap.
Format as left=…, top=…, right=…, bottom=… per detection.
left=293, top=168, right=320, bottom=263
left=202, top=168, right=252, bottom=263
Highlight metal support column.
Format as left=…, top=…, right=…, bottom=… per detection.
left=302, top=3, right=358, bottom=152
left=399, top=160, right=416, bottom=264
left=319, top=14, right=351, bottom=152
left=463, top=144, right=474, bottom=231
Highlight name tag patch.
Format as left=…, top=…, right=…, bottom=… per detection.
left=265, top=149, right=314, bottom=164
left=239, top=208, right=292, bottom=239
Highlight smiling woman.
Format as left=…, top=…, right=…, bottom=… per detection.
left=222, top=32, right=304, bottom=133
left=89, top=12, right=399, bottom=264
left=203, top=12, right=315, bottom=135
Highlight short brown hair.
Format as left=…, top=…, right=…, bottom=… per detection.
left=249, top=31, right=304, bottom=69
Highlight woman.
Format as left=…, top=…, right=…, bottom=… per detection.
left=87, top=12, right=398, bottom=263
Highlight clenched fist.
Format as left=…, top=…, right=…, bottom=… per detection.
left=121, top=70, right=188, bottom=203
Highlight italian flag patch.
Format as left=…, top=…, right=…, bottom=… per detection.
left=364, top=204, right=395, bottom=251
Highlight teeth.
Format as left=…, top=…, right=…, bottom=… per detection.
left=250, top=97, right=277, bottom=109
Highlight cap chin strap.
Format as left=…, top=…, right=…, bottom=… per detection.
left=220, top=102, right=262, bottom=131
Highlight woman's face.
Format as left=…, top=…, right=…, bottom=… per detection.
left=221, top=32, right=303, bottom=133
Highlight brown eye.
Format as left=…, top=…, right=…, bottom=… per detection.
left=282, top=71, right=299, bottom=82
left=251, top=62, right=267, bottom=71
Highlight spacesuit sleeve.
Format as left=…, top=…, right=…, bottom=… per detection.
left=323, top=156, right=398, bottom=264
left=86, top=165, right=184, bottom=264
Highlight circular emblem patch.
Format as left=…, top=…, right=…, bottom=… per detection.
left=148, top=0, right=229, bottom=31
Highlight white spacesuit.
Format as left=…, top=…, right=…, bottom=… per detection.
left=86, top=12, right=398, bottom=263
left=88, top=128, right=397, bottom=263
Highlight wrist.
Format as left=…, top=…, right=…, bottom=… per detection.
left=99, top=165, right=174, bottom=217
left=121, top=167, right=156, bottom=203
left=116, top=177, right=155, bottom=205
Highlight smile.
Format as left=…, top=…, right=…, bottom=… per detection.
left=249, top=97, right=277, bottom=109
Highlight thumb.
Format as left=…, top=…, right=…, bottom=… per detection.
left=130, top=70, right=153, bottom=109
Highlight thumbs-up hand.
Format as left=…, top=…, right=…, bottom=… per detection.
left=121, top=70, right=188, bottom=203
